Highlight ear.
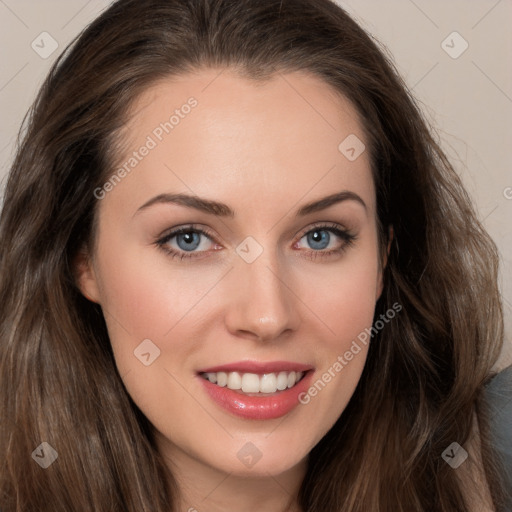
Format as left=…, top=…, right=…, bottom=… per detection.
left=376, top=225, right=394, bottom=301
left=72, top=245, right=101, bottom=304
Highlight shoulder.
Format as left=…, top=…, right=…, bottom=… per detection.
left=483, top=364, right=512, bottom=454
left=482, top=365, right=512, bottom=508
left=457, top=365, right=512, bottom=512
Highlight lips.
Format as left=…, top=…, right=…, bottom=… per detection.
left=196, top=360, right=315, bottom=420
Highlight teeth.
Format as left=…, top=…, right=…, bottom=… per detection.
left=205, top=372, right=217, bottom=384
left=260, top=373, right=277, bottom=393
left=216, top=372, right=228, bottom=387
left=276, top=371, right=289, bottom=390
left=227, top=371, right=242, bottom=390
left=202, top=370, right=305, bottom=394
left=241, top=373, right=260, bottom=393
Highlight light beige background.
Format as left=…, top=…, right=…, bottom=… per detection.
left=0, top=0, right=511, bottom=369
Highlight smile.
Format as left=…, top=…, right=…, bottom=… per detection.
left=200, top=370, right=306, bottom=395
left=196, top=361, right=315, bottom=420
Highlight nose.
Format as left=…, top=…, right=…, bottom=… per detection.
left=224, top=250, right=301, bottom=342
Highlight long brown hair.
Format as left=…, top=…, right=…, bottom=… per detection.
left=0, top=0, right=508, bottom=510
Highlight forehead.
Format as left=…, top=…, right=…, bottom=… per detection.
left=104, top=68, right=375, bottom=219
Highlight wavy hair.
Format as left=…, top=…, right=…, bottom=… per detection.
left=0, top=0, right=508, bottom=510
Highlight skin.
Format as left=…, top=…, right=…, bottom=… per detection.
left=75, top=68, right=389, bottom=512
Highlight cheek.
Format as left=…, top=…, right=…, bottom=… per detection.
left=92, top=237, right=232, bottom=412
left=92, top=247, right=206, bottom=430
left=315, top=266, right=378, bottom=336
left=300, top=236, right=381, bottom=347
left=94, top=236, right=208, bottom=339
left=292, top=241, right=380, bottom=431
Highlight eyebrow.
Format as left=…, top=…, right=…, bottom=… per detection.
left=133, top=190, right=367, bottom=218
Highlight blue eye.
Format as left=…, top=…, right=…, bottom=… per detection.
left=155, top=222, right=357, bottom=261
left=294, top=223, right=357, bottom=260
left=174, top=231, right=202, bottom=251
left=303, top=229, right=334, bottom=251
left=155, top=224, right=216, bottom=260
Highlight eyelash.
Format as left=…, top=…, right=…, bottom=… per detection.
left=154, top=222, right=357, bottom=262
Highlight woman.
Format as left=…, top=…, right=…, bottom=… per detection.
left=0, top=0, right=509, bottom=510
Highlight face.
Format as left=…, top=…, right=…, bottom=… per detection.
left=76, top=68, right=385, bottom=481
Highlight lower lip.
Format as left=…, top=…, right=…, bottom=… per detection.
left=197, top=371, right=314, bottom=420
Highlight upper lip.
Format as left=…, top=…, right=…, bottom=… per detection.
left=197, top=360, right=314, bottom=374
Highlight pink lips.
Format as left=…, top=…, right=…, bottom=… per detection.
left=196, top=360, right=315, bottom=420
